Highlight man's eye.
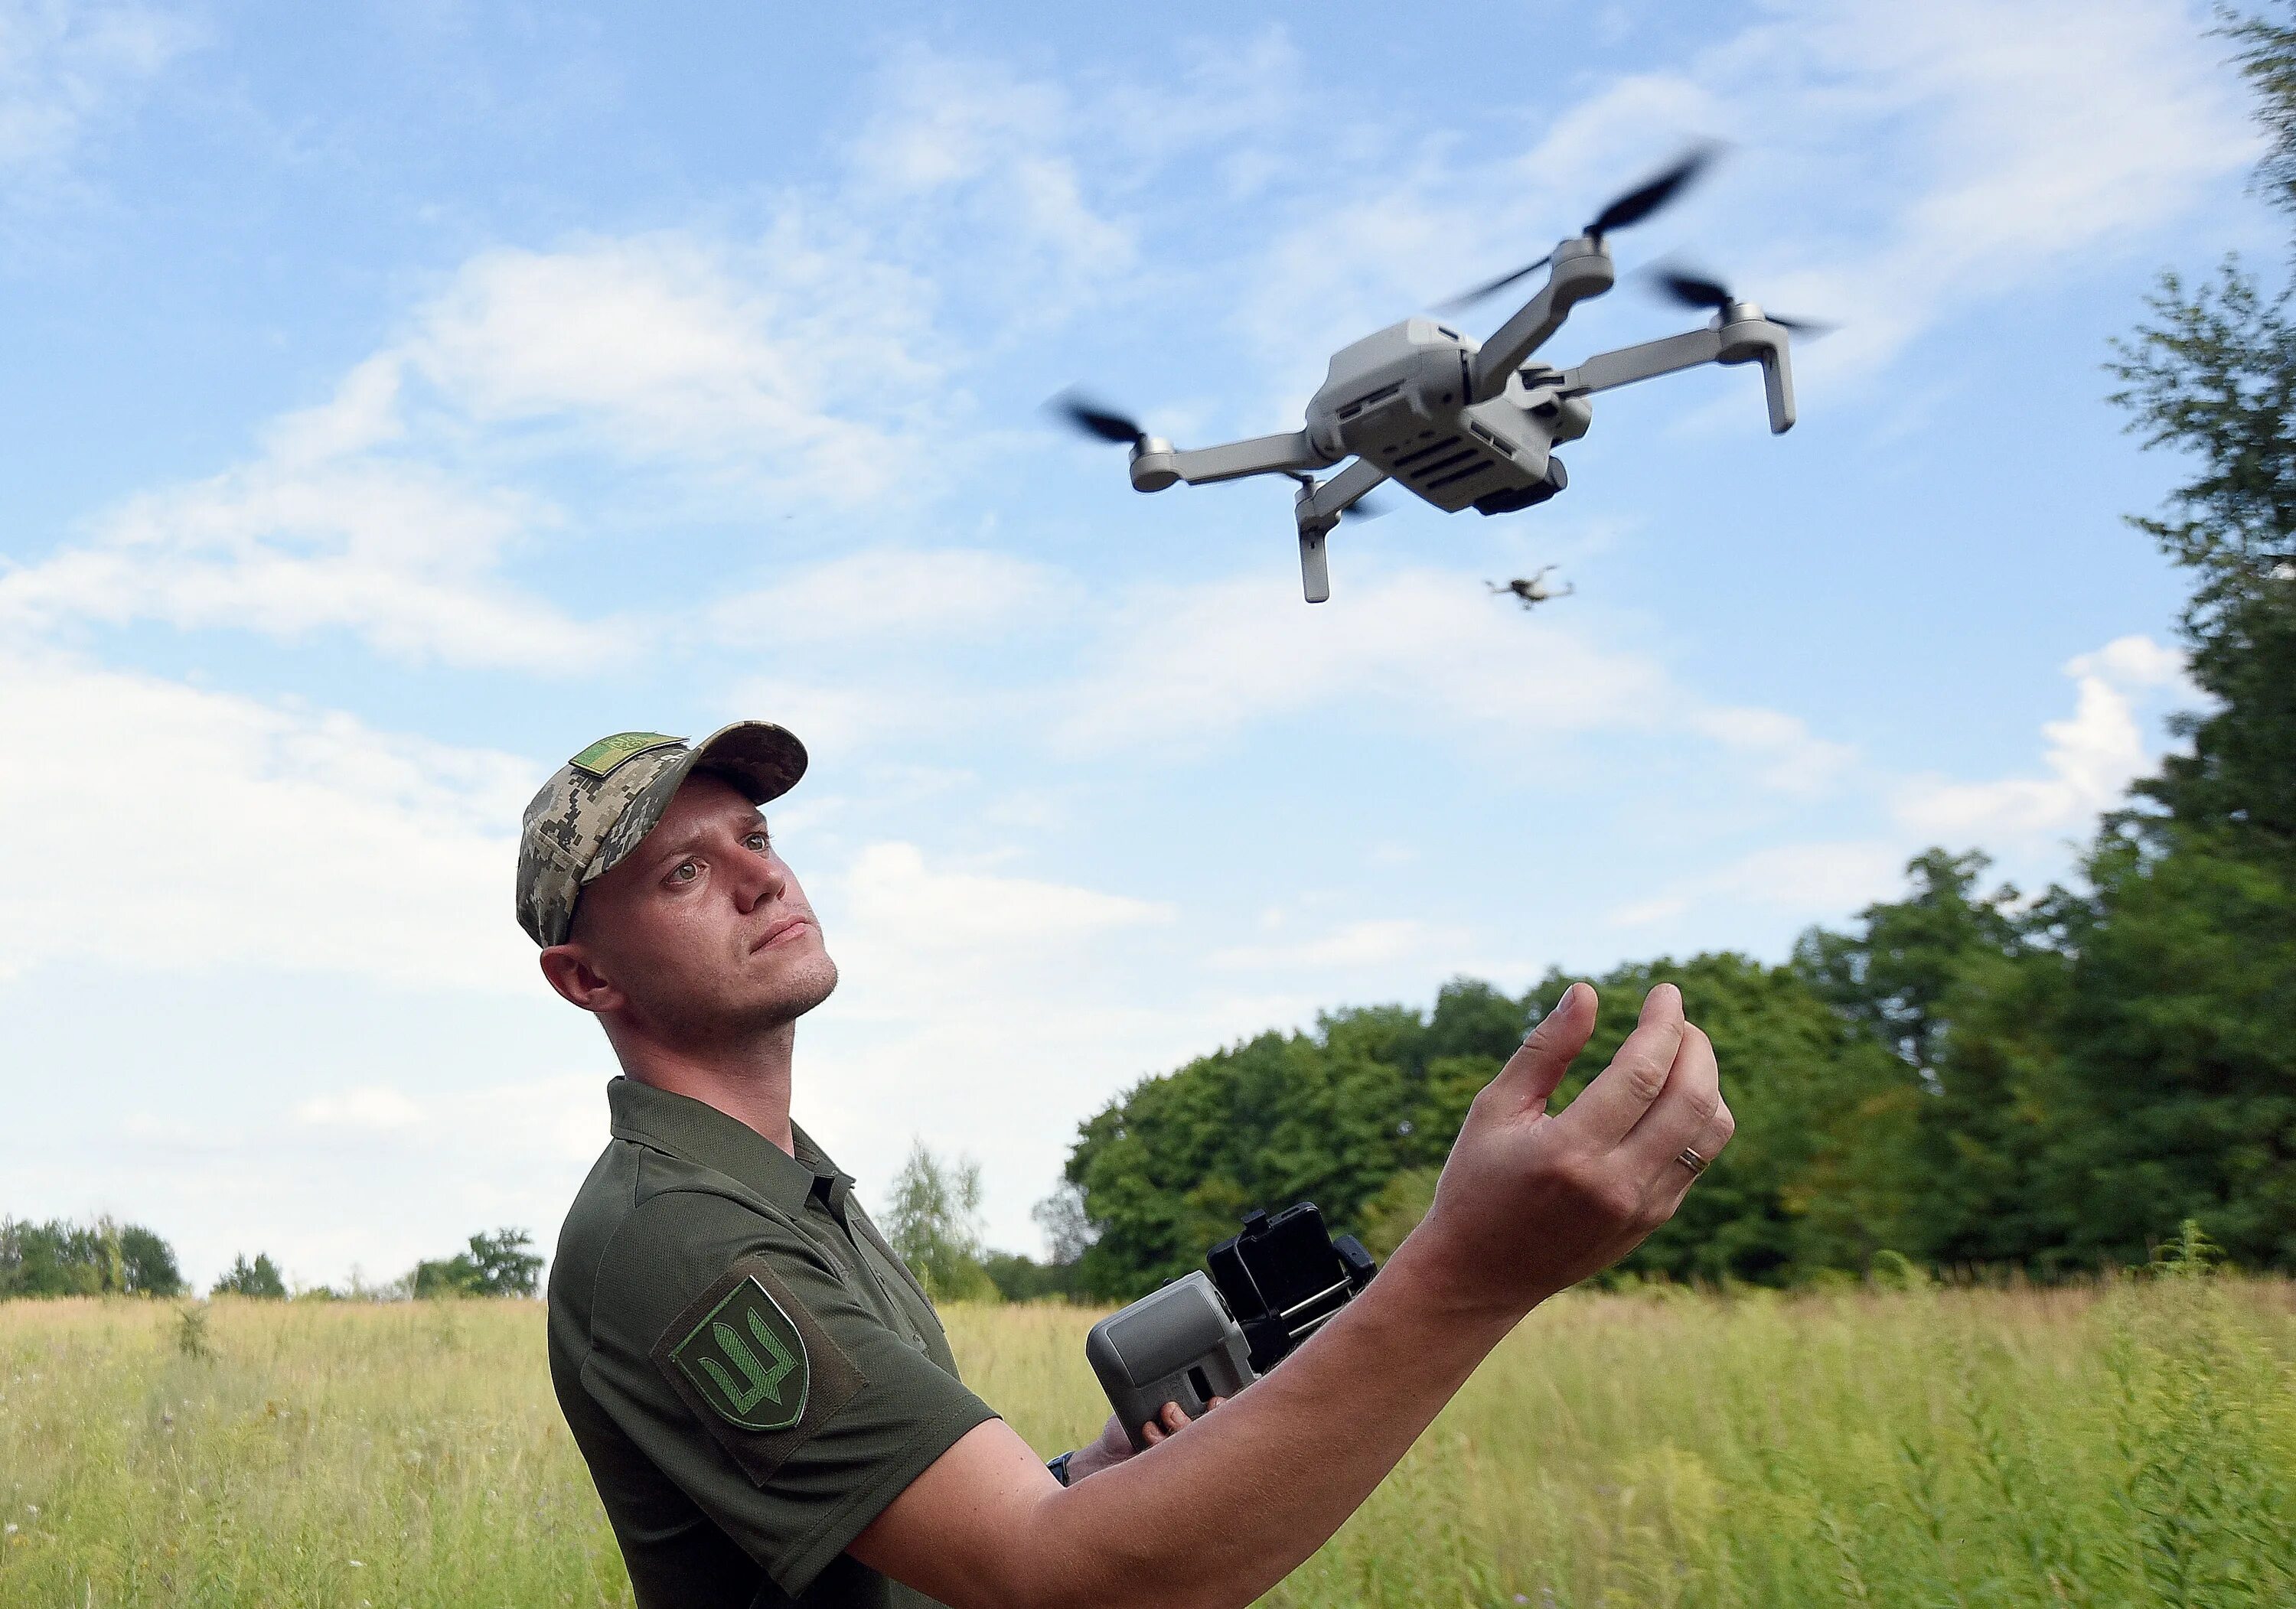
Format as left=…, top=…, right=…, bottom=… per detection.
left=745, top=832, right=771, bottom=853
left=670, top=861, right=699, bottom=884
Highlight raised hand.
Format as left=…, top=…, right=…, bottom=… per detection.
left=1413, top=982, right=1733, bottom=1321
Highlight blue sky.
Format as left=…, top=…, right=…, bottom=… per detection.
left=0, top=0, right=2267, bottom=1287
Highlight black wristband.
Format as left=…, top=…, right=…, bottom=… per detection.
left=1046, top=1451, right=1075, bottom=1487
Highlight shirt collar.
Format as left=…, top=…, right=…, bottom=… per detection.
left=606, top=1076, right=855, bottom=1220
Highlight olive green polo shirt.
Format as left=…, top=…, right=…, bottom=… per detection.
left=548, top=1076, right=999, bottom=1607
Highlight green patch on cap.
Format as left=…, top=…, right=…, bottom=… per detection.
left=568, top=732, right=683, bottom=780
left=668, top=1275, right=809, bottom=1431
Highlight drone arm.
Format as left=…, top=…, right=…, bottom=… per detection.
left=1466, top=242, right=1616, bottom=403
left=1130, top=431, right=1336, bottom=492
left=1300, top=457, right=1388, bottom=523
left=1558, top=316, right=1797, bottom=434
left=1556, top=328, right=1726, bottom=396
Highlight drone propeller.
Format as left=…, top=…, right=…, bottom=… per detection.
left=1048, top=389, right=1148, bottom=445
left=1584, top=142, right=1720, bottom=238
left=1433, top=254, right=1557, bottom=315
left=1434, top=142, right=1721, bottom=314
left=1653, top=266, right=1833, bottom=334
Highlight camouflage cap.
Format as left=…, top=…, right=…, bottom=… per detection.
left=516, top=721, right=808, bottom=948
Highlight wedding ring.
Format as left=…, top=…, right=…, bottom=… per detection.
left=1678, top=1146, right=1711, bottom=1177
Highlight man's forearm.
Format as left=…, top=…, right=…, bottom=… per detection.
left=857, top=985, right=1730, bottom=1609
left=1021, top=1229, right=1522, bottom=1609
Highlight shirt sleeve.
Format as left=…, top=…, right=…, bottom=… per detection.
left=576, top=1185, right=1000, bottom=1598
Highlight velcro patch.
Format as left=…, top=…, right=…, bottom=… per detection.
left=652, top=1258, right=866, bottom=1486
left=569, top=732, right=683, bottom=779
left=670, top=1275, right=809, bottom=1431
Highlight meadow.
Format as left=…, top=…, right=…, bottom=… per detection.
left=2, top=1262, right=2291, bottom=1607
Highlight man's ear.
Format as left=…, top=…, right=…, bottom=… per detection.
left=540, top=944, right=625, bottom=1015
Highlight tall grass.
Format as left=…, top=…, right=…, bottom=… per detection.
left=4, top=1264, right=2290, bottom=1606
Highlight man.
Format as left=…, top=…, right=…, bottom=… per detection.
left=524, top=722, right=1733, bottom=1609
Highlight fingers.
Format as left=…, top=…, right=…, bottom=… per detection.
left=1619, top=1022, right=1721, bottom=1171
left=1482, top=982, right=1599, bottom=1116
left=1138, top=1395, right=1224, bottom=1446
left=1651, top=1092, right=1736, bottom=1220
left=1555, top=984, right=1686, bottom=1148
left=1139, top=1400, right=1192, bottom=1445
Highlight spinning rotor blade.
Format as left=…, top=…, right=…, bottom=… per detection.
left=1433, top=255, right=1551, bottom=314
left=1654, top=265, right=1835, bottom=336
left=1585, top=142, right=1720, bottom=238
left=1655, top=269, right=1732, bottom=311
left=1432, top=141, right=1719, bottom=314
left=1048, top=389, right=1146, bottom=445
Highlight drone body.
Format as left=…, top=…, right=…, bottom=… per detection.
left=1489, top=567, right=1574, bottom=608
left=1061, top=151, right=1815, bottom=604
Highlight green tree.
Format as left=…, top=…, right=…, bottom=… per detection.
left=2038, top=836, right=2296, bottom=1266
left=882, top=1142, right=998, bottom=1303
left=977, top=1250, right=1078, bottom=1302
left=212, top=1252, right=287, bottom=1298
left=1794, top=852, right=2079, bottom=1269
left=413, top=1228, right=543, bottom=1298
left=0, top=1217, right=185, bottom=1298
left=2025, top=0, right=2296, bottom=1269
left=118, top=1223, right=186, bottom=1297
left=1065, top=960, right=1906, bottom=1297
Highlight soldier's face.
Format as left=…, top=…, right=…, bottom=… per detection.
left=567, top=773, right=838, bottom=1041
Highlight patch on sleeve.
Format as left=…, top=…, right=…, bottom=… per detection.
left=568, top=732, right=683, bottom=779
left=652, top=1257, right=867, bottom=1484
left=669, top=1275, right=809, bottom=1431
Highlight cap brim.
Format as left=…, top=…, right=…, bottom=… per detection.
left=580, top=720, right=809, bottom=891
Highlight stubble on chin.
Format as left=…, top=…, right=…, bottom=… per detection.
left=736, top=940, right=838, bottom=1035
left=775, top=948, right=840, bottom=1023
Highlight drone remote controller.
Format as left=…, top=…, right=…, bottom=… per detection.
left=1086, top=1202, right=1378, bottom=1450
left=1055, top=146, right=1820, bottom=603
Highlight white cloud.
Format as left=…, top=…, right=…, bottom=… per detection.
left=0, top=647, right=538, bottom=990
left=1609, top=633, right=2199, bottom=932
left=1212, top=917, right=1463, bottom=971
left=834, top=841, right=1170, bottom=975
left=1234, top=0, right=2252, bottom=405
left=403, top=230, right=944, bottom=492
left=2066, top=633, right=2190, bottom=689
left=1687, top=705, right=1856, bottom=792
left=1606, top=839, right=1906, bottom=930
left=1897, top=634, right=2192, bottom=838
left=0, top=0, right=194, bottom=190
left=707, top=546, right=1069, bottom=647
left=0, top=456, right=595, bottom=669
left=1053, top=562, right=1851, bottom=791
left=1699, top=0, right=2252, bottom=384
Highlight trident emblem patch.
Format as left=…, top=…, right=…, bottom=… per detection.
left=668, top=1275, right=810, bottom=1431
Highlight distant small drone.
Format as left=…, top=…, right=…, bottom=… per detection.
left=1489, top=568, right=1574, bottom=609
left=1055, top=145, right=1821, bottom=604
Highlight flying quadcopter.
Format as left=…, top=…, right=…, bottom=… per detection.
left=1054, top=146, right=1821, bottom=604
left=1489, top=567, right=1574, bottom=609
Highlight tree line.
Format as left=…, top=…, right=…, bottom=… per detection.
left=0, top=1221, right=542, bottom=1301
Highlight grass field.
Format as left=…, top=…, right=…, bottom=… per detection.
left=3, top=1262, right=2291, bottom=1607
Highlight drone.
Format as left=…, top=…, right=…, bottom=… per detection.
left=1055, top=145, right=1821, bottom=604
left=1489, top=568, right=1573, bottom=608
